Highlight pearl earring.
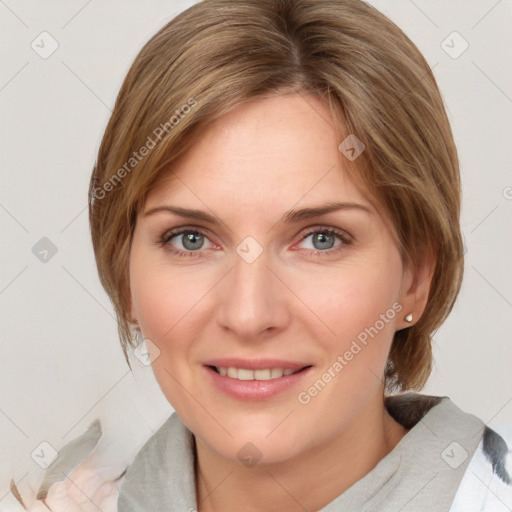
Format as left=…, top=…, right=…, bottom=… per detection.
left=405, top=313, right=413, bottom=323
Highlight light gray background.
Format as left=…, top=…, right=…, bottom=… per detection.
left=1, top=0, right=511, bottom=502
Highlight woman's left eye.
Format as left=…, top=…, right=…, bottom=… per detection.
left=297, top=228, right=350, bottom=255
left=159, top=226, right=351, bottom=258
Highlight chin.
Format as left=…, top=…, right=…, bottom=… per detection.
left=192, top=411, right=315, bottom=464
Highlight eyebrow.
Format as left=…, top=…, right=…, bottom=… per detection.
left=143, top=201, right=373, bottom=225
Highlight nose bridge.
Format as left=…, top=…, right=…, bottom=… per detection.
left=217, top=242, right=286, bottom=337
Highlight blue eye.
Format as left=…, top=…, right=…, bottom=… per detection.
left=175, top=231, right=206, bottom=250
left=293, top=227, right=352, bottom=257
left=160, top=229, right=214, bottom=258
left=159, top=226, right=351, bottom=258
left=300, top=229, right=343, bottom=251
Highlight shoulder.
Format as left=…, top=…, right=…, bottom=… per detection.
left=117, top=413, right=196, bottom=511
left=386, top=392, right=512, bottom=509
left=449, top=423, right=512, bottom=511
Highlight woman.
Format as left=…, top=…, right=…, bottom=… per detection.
left=13, top=0, right=511, bottom=510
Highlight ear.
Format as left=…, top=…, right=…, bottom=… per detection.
left=127, top=289, right=139, bottom=328
left=126, top=250, right=137, bottom=326
left=129, top=301, right=139, bottom=328
left=397, top=246, right=435, bottom=330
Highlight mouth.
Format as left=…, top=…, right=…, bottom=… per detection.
left=207, top=365, right=310, bottom=381
left=202, top=360, right=313, bottom=400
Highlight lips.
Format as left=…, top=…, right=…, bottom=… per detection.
left=202, top=358, right=312, bottom=400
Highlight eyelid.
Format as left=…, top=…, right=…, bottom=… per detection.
left=297, top=224, right=352, bottom=243
left=158, top=224, right=352, bottom=257
left=291, top=226, right=352, bottom=256
left=160, top=226, right=218, bottom=248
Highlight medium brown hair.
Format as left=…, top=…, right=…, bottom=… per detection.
left=88, top=0, right=463, bottom=391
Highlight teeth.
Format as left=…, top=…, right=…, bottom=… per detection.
left=254, top=369, right=271, bottom=380
left=214, top=366, right=302, bottom=381
left=237, top=368, right=254, bottom=381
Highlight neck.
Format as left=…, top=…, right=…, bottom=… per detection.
left=194, top=390, right=408, bottom=512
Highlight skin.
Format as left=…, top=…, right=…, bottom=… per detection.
left=128, top=92, right=434, bottom=512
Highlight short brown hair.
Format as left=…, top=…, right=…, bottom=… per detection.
left=88, top=0, right=463, bottom=392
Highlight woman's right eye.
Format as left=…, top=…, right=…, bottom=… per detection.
left=159, top=228, right=217, bottom=258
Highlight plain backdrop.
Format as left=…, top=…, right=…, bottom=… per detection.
left=1, top=0, right=511, bottom=502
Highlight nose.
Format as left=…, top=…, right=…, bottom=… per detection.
left=215, top=247, right=290, bottom=341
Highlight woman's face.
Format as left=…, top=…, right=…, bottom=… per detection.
left=129, top=93, right=419, bottom=464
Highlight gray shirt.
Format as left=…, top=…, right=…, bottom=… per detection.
left=117, top=393, right=492, bottom=511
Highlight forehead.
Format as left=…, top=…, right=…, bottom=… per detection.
left=146, top=93, right=370, bottom=213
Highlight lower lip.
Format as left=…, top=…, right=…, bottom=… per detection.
left=204, top=366, right=312, bottom=401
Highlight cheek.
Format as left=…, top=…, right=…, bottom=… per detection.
left=129, top=255, right=220, bottom=404
left=129, top=260, right=210, bottom=407
left=130, top=251, right=208, bottom=341
left=292, top=253, right=403, bottom=413
left=292, top=252, right=404, bottom=392
left=298, top=256, right=402, bottom=339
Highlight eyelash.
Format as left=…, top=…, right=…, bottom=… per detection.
left=158, top=226, right=352, bottom=259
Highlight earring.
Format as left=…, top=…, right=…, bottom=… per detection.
left=405, top=313, right=413, bottom=323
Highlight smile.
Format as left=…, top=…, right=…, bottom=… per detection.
left=203, top=361, right=313, bottom=400
left=210, top=366, right=304, bottom=381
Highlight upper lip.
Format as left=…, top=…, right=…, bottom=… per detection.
left=203, top=358, right=311, bottom=370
